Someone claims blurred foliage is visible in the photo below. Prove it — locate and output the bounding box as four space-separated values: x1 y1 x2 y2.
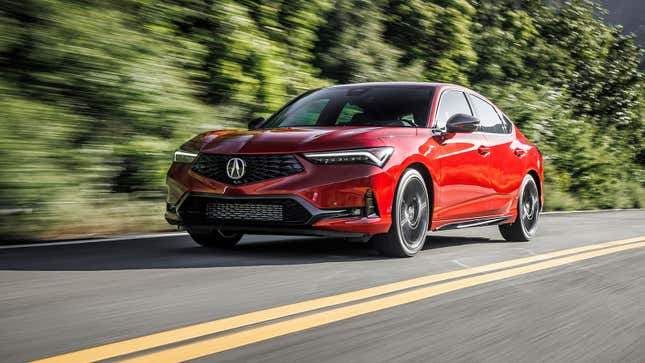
0 0 643 239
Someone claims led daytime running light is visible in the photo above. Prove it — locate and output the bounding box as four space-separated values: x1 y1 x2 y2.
303 147 393 168
173 150 198 163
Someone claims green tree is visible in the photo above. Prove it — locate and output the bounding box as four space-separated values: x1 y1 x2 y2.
314 0 422 83
384 0 477 84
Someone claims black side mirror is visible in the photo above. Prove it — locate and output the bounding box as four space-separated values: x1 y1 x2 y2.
248 117 266 130
445 114 480 133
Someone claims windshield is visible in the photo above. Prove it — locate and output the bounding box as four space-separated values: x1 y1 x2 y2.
263 86 435 128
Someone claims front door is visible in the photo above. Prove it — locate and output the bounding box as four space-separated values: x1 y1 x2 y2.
431 90 495 221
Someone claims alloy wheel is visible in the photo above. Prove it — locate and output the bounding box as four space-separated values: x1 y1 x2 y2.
520 179 540 237
396 174 430 252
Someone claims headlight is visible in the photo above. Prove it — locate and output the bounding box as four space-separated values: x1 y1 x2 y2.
173 149 198 163
303 147 394 168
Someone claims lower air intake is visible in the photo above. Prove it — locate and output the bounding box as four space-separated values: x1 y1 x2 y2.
206 203 283 222
179 195 312 225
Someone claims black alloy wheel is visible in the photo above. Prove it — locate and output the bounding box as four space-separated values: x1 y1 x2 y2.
372 168 430 257
499 174 540 241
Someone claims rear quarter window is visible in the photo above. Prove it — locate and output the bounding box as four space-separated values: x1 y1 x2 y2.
501 114 513 133
469 95 507 134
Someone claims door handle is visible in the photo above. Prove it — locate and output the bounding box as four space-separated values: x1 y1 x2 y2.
513 148 526 157
477 146 491 156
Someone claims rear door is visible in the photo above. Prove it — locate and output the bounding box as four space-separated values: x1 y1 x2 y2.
468 94 524 216
432 90 495 221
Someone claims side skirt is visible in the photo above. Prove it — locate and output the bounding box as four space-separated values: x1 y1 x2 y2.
434 216 512 231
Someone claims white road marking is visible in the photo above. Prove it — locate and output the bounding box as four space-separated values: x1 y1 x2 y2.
540 208 643 215
451 259 471 268
0 232 188 249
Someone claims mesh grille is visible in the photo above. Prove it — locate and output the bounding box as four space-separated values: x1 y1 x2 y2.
206 203 283 222
191 154 304 185
179 196 311 225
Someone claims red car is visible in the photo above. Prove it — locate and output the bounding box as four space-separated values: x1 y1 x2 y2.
166 82 543 257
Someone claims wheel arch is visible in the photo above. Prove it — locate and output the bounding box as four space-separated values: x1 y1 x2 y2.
406 162 435 220
527 169 542 209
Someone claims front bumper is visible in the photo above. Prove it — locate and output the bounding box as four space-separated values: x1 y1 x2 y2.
165 156 395 236
166 192 384 237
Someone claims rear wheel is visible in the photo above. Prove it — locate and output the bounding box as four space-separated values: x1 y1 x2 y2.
499 174 540 241
371 169 430 257
187 227 243 248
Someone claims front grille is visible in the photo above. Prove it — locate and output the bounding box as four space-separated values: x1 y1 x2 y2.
191 154 304 185
179 195 312 225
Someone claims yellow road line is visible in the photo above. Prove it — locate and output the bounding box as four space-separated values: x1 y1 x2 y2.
121 239 645 363
31 236 644 363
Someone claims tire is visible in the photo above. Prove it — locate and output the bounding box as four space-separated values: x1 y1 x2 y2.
187 227 243 248
499 174 540 242
371 168 430 257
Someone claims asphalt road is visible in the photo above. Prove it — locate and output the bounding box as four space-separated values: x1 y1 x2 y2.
1 210 645 363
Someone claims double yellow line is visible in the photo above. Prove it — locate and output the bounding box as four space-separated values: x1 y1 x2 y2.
33 236 645 363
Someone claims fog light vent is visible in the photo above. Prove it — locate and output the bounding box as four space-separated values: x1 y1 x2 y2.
365 190 378 217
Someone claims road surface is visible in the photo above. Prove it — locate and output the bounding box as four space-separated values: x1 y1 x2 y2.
1 210 645 362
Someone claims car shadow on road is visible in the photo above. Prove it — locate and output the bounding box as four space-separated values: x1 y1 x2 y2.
0 234 505 271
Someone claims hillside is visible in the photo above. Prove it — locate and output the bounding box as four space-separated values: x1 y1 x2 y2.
1 0 643 240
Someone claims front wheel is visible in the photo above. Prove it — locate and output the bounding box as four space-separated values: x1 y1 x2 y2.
187 227 243 248
371 169 430 257
499 174 540 241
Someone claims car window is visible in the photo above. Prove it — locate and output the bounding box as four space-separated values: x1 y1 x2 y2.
469 95 505 134
273 98 330 127
400 114 415 122
501 114 513 133
263 86 434 128
336 103 365 125
435 91 472 129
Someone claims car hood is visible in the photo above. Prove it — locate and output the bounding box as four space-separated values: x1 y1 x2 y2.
198 127 413 154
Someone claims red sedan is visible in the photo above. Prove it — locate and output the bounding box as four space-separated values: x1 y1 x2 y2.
166 82 543 257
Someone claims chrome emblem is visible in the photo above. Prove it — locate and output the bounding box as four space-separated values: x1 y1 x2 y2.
226 157 246 180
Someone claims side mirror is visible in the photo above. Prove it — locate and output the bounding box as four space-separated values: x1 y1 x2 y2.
445 114 480 133
248 117 266 130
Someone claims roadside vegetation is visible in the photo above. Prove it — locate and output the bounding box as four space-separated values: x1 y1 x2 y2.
1 0 643 240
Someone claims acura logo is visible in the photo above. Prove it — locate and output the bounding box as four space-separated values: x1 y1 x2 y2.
226 157 246 180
